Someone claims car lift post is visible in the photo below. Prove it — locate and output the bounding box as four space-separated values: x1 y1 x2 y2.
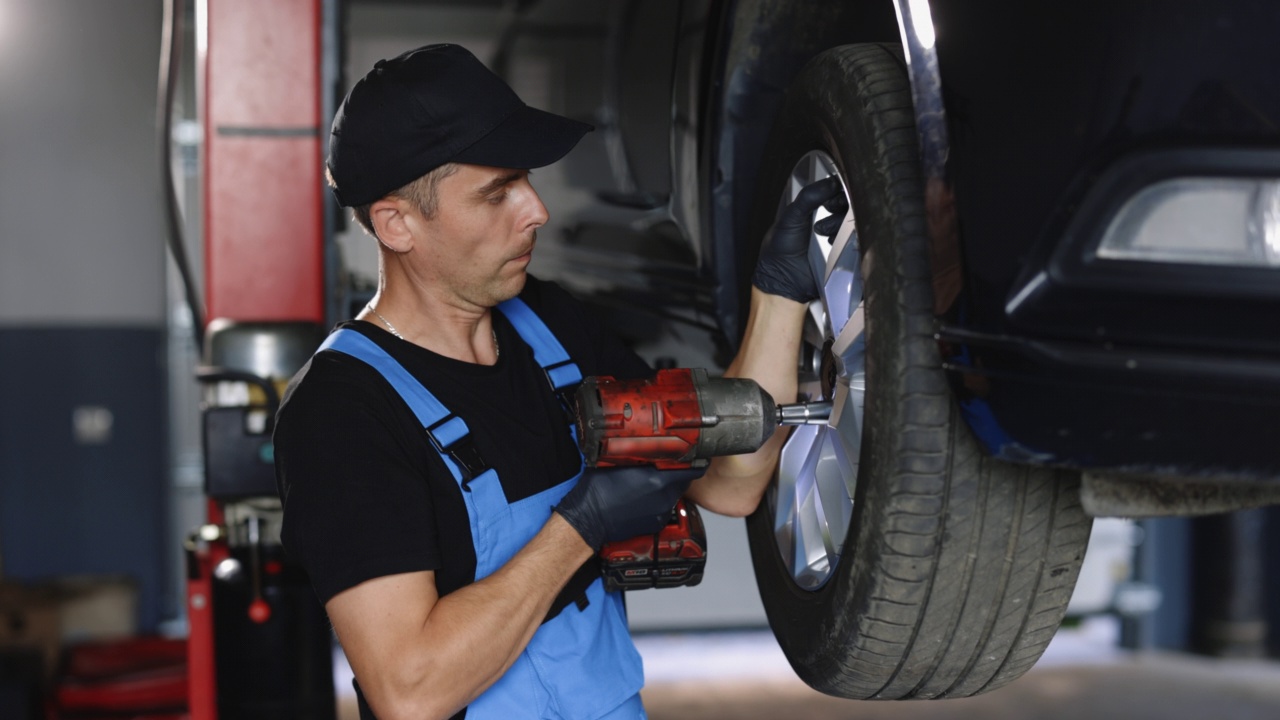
189 0 331 717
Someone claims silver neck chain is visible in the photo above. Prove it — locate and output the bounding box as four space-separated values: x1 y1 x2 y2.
365 304 403 340
365 304 499 359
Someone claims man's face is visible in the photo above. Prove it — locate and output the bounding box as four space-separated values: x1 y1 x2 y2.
415 164 549 308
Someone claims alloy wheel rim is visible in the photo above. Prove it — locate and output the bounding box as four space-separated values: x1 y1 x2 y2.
769 150 866 591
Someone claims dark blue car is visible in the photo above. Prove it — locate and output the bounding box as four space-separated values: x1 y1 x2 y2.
478 0 1280 699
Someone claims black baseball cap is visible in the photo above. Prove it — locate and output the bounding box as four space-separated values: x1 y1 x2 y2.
327 44 593 208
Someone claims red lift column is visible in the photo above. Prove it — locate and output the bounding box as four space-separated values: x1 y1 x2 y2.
193 1 330 719
203 0 325 325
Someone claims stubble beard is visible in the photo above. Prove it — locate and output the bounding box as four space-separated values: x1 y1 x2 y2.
491 229 536 304
469 260 530 309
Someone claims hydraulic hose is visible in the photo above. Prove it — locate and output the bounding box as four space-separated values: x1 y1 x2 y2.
158 0 206 354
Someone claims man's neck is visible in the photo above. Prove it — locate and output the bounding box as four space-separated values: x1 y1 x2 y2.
362 283 501 366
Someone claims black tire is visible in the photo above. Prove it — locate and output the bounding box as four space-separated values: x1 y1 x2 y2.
744 44 1093 700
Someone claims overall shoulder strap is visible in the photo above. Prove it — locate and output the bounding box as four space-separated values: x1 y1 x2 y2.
318 329 485 486
496 297 582 391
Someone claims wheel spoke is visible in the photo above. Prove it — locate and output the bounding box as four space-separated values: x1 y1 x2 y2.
826 388 862 501
824 206 857 279
822 224 861 338
829 322 870 484
832 305 865 358
822 266 855 339
807 236 829 302
794 476 828 588
815 429 853 554
786 423 837 589
807 152 827 184
775 423 821 567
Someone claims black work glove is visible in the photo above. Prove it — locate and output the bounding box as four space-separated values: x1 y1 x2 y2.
751 176 849 304
554 466 704 551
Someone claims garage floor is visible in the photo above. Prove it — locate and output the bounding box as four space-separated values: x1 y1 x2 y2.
334 619 1280 719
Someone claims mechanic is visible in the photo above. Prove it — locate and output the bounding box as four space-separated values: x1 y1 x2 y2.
273 43 845 720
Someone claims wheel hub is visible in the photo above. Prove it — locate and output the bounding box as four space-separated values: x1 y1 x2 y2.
819 338 837 399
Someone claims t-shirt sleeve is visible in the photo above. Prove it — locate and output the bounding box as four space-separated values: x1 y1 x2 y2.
274 355 442 605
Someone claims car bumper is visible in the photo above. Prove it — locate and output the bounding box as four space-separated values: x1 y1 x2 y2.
940 326 1280 479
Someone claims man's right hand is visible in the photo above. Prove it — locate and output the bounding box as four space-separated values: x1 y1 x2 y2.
553 466 704 550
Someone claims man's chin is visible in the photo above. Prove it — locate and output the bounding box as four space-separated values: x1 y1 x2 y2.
508 272 529 298
488 271 528 307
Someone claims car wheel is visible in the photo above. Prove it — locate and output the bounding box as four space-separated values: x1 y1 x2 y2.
744 43 1094 699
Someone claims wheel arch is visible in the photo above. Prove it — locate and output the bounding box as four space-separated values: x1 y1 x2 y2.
705 0 960 351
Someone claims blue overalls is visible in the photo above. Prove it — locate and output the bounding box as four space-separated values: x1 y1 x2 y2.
318 297 646 719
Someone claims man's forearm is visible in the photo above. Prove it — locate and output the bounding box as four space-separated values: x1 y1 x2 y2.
688 288 806 516
421 514 592 713
358 515 594 720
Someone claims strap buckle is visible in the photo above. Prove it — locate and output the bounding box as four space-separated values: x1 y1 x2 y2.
541 359 582 393
425 415 488 487
541 360 582 424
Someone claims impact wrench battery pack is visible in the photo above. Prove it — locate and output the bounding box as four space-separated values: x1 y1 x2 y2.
599 498 707 592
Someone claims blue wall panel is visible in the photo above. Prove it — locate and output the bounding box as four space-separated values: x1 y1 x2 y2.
1267 508 1280 658
0 327 168 632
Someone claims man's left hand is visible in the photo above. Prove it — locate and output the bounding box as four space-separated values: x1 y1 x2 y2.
554 466 703 550
752 176 849 304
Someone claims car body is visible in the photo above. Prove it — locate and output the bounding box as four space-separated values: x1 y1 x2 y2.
498 0 1280 482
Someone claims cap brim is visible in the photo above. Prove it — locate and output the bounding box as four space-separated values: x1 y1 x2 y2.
451 105 593 170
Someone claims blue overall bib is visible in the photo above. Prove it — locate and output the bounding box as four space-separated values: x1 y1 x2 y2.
318 297 646 719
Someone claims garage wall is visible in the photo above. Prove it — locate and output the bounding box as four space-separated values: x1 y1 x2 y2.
0 0 169 632
0 0 168 326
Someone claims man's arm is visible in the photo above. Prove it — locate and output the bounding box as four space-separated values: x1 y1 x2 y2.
325 463 696 720
686 288 806 517
686 177 847 517
326 513 593 720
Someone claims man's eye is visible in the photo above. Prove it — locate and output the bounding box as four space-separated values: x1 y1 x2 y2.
487 193 507 205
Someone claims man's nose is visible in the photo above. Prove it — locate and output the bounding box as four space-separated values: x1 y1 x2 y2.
521 183 549 229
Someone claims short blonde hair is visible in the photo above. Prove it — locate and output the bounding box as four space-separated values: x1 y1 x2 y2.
331 162 460 237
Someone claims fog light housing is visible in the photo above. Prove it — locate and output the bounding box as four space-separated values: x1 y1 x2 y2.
1097 178 1280 267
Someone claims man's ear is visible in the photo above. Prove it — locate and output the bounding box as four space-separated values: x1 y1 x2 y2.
369 197 415 253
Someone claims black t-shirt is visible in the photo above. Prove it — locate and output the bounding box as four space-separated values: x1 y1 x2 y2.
274 277 651 607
